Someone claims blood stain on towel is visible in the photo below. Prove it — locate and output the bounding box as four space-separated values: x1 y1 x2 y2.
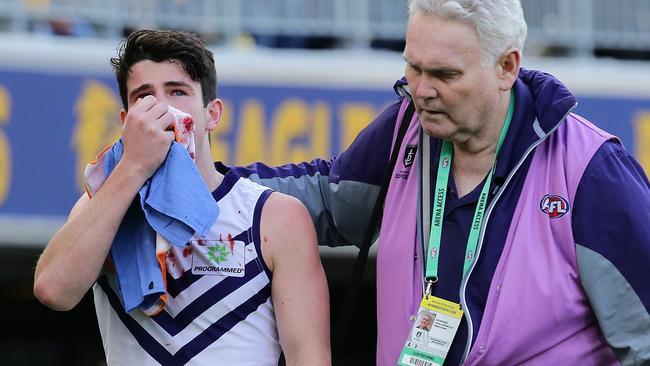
182 117 193 132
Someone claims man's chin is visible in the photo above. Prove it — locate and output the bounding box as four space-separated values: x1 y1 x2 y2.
421 124 454 140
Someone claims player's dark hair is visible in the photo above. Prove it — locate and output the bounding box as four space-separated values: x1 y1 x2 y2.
111 29 217 109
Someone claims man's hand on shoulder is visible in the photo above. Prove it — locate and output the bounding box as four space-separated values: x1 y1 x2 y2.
260 192 331 366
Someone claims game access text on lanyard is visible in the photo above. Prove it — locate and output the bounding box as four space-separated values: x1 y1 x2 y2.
398 90 515 366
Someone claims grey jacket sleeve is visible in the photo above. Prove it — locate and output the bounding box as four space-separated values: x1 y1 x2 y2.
573 141 650 365
224 100 403 247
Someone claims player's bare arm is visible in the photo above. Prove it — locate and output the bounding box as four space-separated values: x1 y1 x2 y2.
260 193 331 366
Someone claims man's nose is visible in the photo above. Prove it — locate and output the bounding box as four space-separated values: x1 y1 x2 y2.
415 76 439 100
155 92 169 105
154 94 174 111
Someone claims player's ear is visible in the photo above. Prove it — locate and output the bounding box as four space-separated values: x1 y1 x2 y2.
206 98 223 131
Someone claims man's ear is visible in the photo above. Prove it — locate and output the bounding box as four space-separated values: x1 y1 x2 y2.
498 48 521 91
205 98 223 131
120 109 127 125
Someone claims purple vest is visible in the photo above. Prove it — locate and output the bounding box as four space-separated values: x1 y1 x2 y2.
376 100 619 365
377 99 424 365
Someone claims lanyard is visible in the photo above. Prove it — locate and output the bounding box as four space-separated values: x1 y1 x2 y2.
424 91 515 296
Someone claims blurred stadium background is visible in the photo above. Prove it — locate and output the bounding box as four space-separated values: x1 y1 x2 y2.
0 0 649 365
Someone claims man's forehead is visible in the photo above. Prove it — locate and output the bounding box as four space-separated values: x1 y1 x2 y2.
127 62 197 90
403 47 463 71
127 60 191 81
404 35 481 70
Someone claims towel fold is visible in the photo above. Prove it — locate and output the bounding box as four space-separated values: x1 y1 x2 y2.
84 106 219 315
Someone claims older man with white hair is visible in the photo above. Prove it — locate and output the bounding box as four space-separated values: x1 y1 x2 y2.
230 0 650 365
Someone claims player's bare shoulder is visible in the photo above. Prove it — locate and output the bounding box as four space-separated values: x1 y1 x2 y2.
258 192 317 273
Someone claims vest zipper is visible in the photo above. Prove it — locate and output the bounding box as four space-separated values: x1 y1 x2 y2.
458 104 576 363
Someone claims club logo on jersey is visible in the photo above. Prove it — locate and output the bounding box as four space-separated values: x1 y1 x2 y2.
404 145 417 167
540 194 569 218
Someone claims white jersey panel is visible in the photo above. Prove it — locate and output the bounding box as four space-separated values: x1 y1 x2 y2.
93 176 280 365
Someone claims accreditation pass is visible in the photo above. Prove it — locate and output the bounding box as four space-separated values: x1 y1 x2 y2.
398 295 464 366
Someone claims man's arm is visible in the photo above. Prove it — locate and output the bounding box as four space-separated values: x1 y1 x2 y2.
33 96 174 310
260 193 331 365
573 141 650 365
226 99 404 247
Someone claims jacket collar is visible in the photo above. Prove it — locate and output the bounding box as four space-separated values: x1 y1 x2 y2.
494 68 577 181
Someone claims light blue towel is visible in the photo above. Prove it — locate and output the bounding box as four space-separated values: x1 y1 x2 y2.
102 140 219 313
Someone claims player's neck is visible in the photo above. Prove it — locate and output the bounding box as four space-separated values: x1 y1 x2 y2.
195 150 223 192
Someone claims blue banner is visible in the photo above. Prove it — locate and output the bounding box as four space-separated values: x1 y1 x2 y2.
0 68 649 219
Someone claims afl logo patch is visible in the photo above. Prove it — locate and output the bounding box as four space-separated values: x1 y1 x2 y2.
540 194 569 218
403 145 417 167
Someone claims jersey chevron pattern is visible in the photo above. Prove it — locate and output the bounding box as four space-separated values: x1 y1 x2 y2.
93 176 281 365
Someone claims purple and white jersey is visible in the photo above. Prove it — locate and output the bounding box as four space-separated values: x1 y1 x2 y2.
93 176 279 365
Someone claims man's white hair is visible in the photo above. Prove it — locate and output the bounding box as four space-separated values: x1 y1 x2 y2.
408 0 527 65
